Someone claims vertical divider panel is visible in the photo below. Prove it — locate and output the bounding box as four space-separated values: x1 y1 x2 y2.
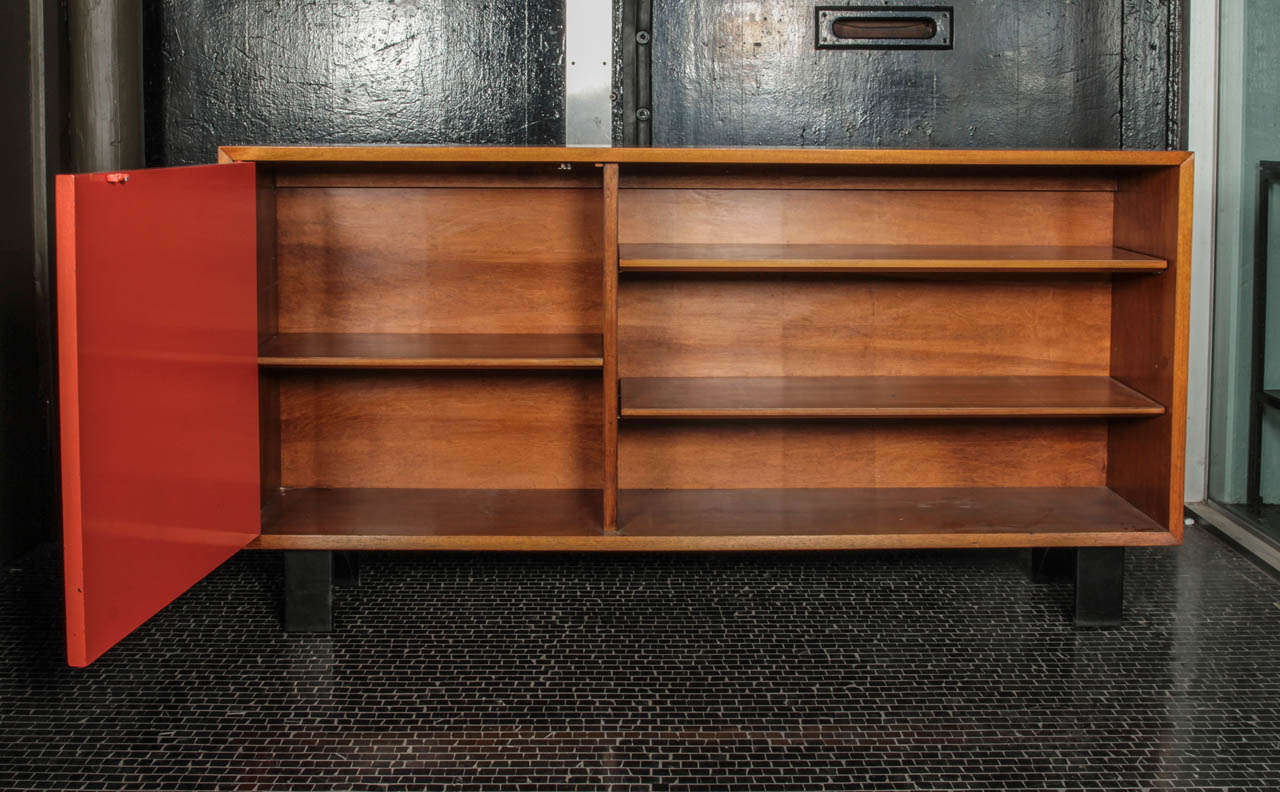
603 163 620 531
1109 159 1194 538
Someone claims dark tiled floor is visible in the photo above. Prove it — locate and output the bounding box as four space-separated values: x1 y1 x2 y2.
1 526 1279 791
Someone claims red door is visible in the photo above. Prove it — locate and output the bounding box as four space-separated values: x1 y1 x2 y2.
57 163 260 666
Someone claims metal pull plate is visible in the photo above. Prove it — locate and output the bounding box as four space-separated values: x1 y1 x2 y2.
816 6 953 50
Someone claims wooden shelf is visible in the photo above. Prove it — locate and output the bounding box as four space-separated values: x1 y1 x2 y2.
617 487 1172 548
618 244 1166 274
255 488 603 549
251 486 1172 550
620 376 1165 419
258 333 603 369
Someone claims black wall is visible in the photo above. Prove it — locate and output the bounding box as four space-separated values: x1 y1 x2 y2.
143 0 566 166
2 0 62 563
144 1 1186 164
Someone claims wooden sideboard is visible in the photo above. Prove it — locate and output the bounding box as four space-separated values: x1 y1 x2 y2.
56 147 1192 665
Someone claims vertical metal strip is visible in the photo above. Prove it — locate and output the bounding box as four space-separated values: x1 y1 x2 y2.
566 0 614 146
620 0 652 146
636 0 652 145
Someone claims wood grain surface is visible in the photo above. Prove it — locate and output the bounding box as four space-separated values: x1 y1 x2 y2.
619 375 1164 418
619 420 1108 489
619 277 1112 377
220 145 1191 168
275 187 601 334
615 164 1121 192
259 487 602 539
272 165 602 189
277 371 601 490
617 487 1165 537
618 243 1164 273
1107 159 1194 537
258 332 602 369
232 149 1192 551
618 189 1115 247
602 164 620 530
246 485 1173 551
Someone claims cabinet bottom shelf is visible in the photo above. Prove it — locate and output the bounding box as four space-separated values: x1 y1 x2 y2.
617 487 1169 547
252 486 1172 550
256 488 603 549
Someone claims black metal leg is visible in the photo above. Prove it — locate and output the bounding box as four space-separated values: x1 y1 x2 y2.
284 551 332 632
1074 547 1124 627
334 551 359 587
1028 547 1076 582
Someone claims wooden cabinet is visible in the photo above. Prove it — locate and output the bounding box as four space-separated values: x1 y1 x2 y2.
56 146 1192 665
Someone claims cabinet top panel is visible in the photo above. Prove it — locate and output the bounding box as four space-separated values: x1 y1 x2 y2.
217 145 1190 168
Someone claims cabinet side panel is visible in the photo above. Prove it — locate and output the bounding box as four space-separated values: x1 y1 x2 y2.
1109 162 1193 539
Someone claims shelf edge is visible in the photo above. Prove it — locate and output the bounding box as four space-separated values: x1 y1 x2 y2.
620 406 1166 418
258 357 605 370
618 259 1168 274
248 530 1177 551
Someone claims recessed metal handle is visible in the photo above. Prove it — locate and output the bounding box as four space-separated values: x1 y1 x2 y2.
831 17 936 40
816 6 953 50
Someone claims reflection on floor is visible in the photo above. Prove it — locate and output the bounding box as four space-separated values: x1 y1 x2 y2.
1 526 1278 791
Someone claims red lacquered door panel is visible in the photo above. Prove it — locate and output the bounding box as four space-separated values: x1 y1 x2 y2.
57 163 260 666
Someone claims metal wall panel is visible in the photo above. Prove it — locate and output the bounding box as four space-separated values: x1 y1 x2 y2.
143 0 566 166
143 1 1184 156
645 0 1183 149
566 0 613 145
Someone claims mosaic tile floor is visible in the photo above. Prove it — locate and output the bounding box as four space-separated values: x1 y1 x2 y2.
1 524 1278 791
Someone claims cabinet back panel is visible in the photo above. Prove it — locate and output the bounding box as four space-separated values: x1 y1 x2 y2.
277 372 602 489
273 165 602 189
619 421 1107 489
619 277 1111 377
617 165 1120 192
618 189 1114 246
275 187 602 333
